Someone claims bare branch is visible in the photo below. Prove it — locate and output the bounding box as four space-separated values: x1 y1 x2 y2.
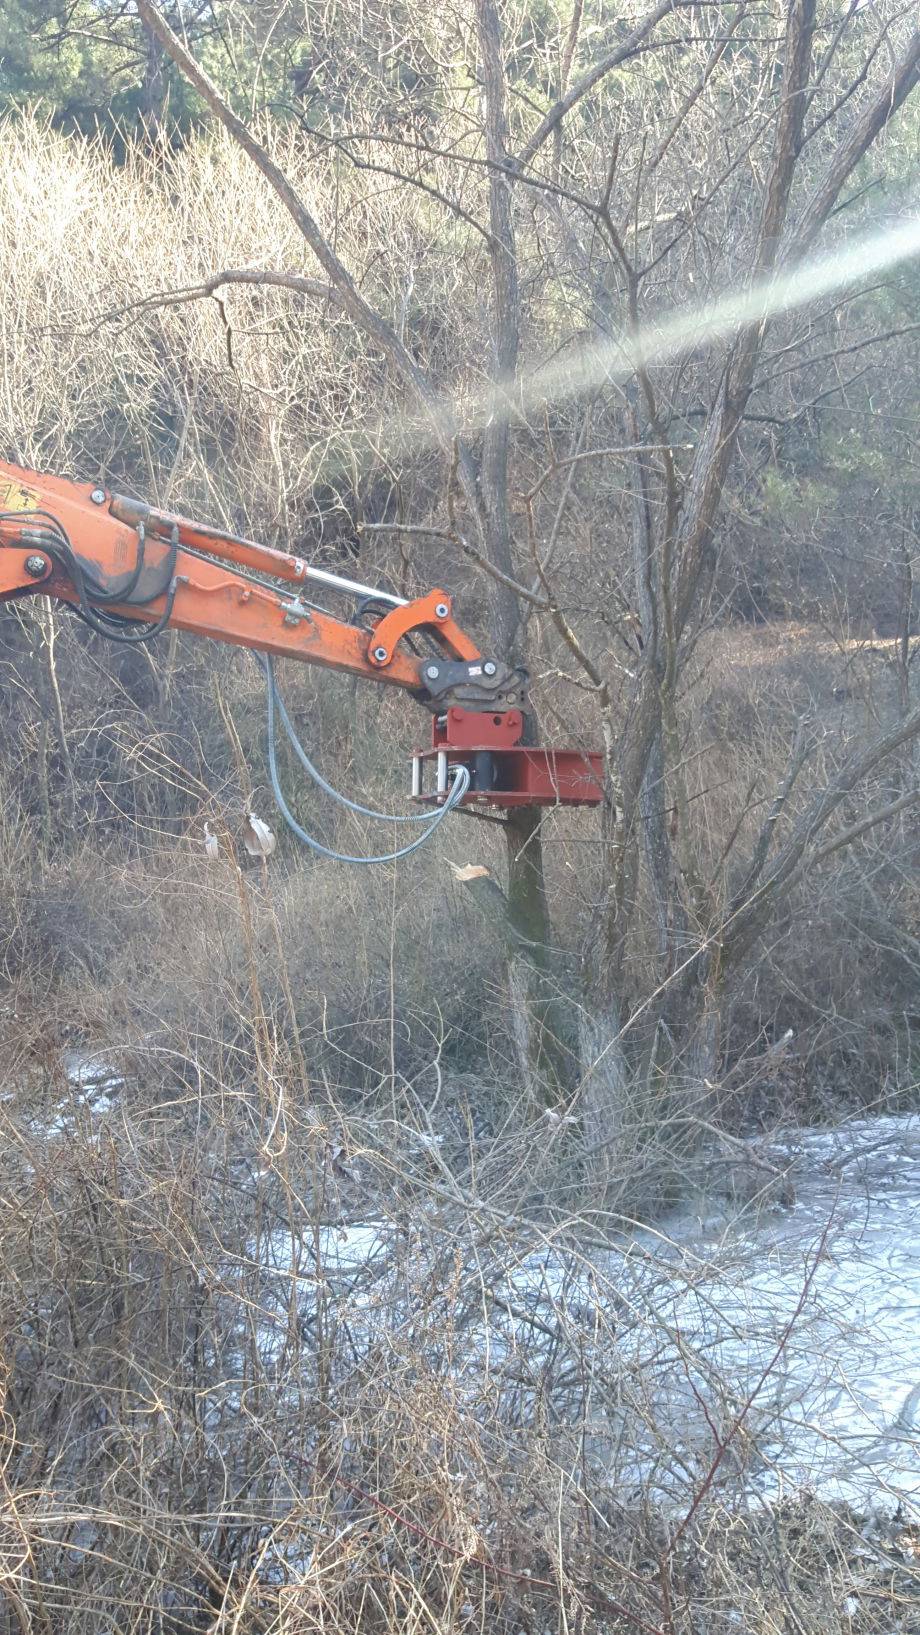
91 267 337 328
731 720 812 907
361 521 550 610
725 696 920 961
790 29 920 255
752 321 920 392
645 22 738 177
809 787 919 869
132 0 491 548
135 3 436 415
516 0 689 169
308 134 498 248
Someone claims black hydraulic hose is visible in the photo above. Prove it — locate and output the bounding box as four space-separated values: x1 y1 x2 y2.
1 509 179 643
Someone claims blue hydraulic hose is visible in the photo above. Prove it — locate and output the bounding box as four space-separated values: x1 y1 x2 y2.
260 654 469 864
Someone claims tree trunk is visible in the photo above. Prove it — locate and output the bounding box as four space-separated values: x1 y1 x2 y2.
577 1006 632 1200
140 20 167 128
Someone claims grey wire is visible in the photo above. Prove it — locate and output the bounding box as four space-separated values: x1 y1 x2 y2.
261 654 469 864
260 653 436 822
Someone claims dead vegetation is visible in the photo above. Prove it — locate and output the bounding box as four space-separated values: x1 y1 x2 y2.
0 3 919 1624
1 925 918 1632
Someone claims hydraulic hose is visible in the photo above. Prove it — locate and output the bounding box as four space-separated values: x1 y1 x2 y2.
261 655 468 863
261 654 438 824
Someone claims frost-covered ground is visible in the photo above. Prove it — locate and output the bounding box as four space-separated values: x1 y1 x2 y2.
633 1115 920 1512
254 1113 920 1518
48 1063 920 1519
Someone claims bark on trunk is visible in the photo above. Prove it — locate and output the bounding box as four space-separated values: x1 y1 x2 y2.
577 1007 632 1198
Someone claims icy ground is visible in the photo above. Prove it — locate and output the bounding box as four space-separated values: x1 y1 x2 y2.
51 1061 920 1517
252 1112 920 1517
630 1114 920 1512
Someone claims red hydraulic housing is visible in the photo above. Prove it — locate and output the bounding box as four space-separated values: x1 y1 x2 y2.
412 707 603 810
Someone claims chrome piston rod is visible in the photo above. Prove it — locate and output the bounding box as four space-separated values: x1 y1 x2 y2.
302 563 407 608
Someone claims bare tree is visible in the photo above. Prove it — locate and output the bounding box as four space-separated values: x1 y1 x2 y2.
130 0 919 1174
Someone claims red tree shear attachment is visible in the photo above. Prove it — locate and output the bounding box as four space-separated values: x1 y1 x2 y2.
412 707 603 810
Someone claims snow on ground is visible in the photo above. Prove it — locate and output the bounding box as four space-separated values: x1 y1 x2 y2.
624 1114 920 1511
62 1048 124 1094
53 1051 124 1126
27 1060 920 1517
252 1112 920 1516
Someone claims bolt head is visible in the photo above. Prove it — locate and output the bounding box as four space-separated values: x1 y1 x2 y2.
372 645 388 662
90 488 106 505
425 664 440 680
434 602 449 619
483 660 497 676
24 554 48 578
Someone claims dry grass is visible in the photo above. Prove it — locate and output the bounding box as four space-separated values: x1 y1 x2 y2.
0 111 474 546
0 893 918 1632
0 105 918 1632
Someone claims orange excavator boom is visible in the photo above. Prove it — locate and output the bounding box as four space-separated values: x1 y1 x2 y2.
0 460 602 819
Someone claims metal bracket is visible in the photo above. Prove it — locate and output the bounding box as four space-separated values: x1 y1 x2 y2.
281 595 314 627
367 588 480 668
421 658 527 713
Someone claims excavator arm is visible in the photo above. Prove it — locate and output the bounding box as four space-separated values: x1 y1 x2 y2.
0 460 601 815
